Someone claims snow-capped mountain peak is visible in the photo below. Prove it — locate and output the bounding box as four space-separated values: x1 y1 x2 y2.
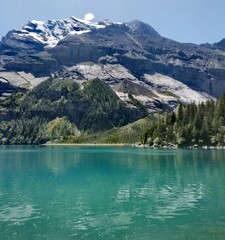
12 14 109 48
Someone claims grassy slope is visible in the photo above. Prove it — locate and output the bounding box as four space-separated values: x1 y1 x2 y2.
74 118 151 144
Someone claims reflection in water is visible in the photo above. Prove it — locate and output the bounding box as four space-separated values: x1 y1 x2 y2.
0 204 41 225
0 146 225 239
44 148 81 174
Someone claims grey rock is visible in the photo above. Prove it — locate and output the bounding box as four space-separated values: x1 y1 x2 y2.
1 16 225 110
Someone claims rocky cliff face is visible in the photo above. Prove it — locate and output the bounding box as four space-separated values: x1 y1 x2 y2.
1 16 225 111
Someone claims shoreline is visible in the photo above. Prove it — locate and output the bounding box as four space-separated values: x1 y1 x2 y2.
43 143 132 147
1 143 225 149
43 143 225 150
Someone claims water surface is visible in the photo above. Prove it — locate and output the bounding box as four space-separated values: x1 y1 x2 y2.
0 146 225 239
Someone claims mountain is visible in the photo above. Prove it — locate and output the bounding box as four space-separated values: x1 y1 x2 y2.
1 15 225 115
201 38 225 51
213 39 225 51
0 16 111 52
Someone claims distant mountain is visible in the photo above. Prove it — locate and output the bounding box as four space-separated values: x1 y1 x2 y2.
212 39 225 51
201 38 225 51
0 16 112 51
1 15 225 115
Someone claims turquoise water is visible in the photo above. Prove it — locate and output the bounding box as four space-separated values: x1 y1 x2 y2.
0 146 225 239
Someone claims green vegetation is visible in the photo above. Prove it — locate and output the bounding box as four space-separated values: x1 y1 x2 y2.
141 95 225 147
2 76 225 146
0 78 144 144
74 118 151 144
0 116 79 144
0 117 46 144
44 117 79 143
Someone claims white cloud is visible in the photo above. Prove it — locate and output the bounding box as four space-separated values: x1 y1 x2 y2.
83 13 95 22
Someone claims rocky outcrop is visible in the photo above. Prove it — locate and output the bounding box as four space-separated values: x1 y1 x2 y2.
4 56 58 76
49 21 225 97
0 71 47 99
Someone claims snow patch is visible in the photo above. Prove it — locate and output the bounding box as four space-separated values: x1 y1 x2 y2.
14 15 113 48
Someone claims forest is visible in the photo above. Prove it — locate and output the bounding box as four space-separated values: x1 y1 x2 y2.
0 78 143 144
141 94 225 147
1 77 225 146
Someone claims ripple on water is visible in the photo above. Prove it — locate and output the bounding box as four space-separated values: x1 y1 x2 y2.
64 204 135 239
0 204 42 225
147 183 206 220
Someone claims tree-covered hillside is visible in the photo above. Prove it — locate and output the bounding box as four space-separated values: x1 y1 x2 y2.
1 76 225 146
0 78 145 144
141 95 225 147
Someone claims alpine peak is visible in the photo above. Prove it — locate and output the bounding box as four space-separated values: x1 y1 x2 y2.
8 15 112 48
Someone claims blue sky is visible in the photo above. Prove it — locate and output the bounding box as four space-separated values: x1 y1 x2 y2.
1 0 225 44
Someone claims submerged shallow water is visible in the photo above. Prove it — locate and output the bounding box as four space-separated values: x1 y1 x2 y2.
0 146 225 239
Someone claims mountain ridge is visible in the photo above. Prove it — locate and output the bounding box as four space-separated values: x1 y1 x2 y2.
0 15 225 114
0 16 111 50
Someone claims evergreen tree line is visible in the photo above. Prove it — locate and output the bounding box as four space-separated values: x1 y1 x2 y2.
141 94 225 147
0 116 78 145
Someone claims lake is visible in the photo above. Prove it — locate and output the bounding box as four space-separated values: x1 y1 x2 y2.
0 146 225 239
